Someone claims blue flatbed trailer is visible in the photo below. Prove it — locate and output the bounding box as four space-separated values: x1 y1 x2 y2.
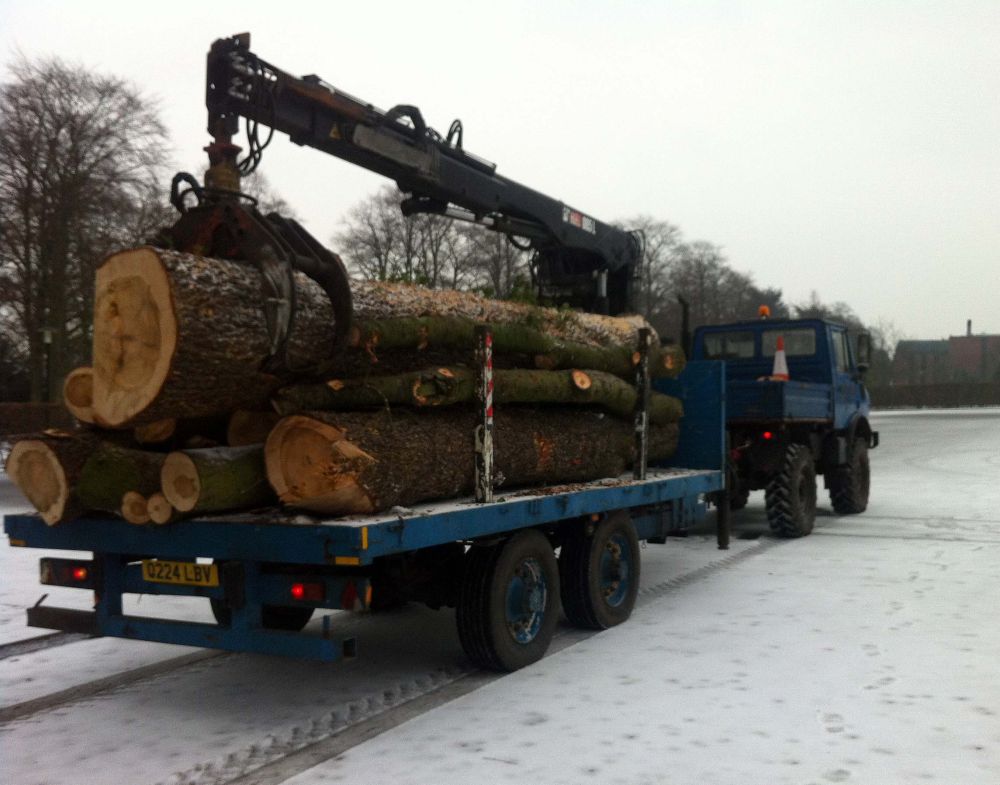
3 362 726 670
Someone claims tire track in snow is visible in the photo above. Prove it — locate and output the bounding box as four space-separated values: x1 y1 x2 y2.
0 650 228 724
162 538 784 785
0 631 88 661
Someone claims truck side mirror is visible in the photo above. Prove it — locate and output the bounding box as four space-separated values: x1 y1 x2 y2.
856 332 872 373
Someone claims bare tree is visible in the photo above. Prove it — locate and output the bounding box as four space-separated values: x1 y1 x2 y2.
0 55 169 401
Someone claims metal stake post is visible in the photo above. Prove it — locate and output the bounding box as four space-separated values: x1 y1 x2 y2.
474 325 495 503
633 328 651 480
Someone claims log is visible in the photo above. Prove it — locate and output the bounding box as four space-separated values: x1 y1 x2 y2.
273 368 684 424
5 433 165 525
90 246 340 427
161 445 274 514
265 409 679 516
226 410 282 447
147 492 179 525
121 491 151 525
348 317 685 379
62 367 96 425
89 246 667 426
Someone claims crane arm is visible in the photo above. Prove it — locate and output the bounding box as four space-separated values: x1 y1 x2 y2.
205 33 639 314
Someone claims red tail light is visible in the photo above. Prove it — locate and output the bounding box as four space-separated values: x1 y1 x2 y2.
762 431 773 440
290 582 324 602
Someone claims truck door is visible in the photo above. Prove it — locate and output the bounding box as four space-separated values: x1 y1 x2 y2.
830 327 856 430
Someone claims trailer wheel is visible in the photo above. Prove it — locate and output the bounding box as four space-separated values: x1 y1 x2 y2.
210 599 315 632
828 438 870 514
456 530 559 672
559 512 640 629
765 443 816 537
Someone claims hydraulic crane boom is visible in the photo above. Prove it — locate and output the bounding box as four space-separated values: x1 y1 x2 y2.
204 33 640 314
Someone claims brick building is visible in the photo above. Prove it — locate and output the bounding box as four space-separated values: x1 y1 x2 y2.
892 321 1000 385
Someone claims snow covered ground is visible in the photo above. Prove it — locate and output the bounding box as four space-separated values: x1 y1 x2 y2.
2 409 998 784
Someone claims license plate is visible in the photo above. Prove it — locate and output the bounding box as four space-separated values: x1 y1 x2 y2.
141 560 219 587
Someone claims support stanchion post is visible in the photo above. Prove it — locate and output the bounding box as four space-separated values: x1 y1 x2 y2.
474 325 495 503
633 328 651 480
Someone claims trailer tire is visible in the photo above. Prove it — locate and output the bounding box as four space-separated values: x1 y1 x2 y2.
765 443 817 537
560 512 640 629
456 530 559 672
829 438 870 514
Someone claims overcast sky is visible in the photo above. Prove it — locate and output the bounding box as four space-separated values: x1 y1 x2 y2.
2 1 997 340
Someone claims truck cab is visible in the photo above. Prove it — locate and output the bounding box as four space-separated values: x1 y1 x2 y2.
691 318 879 537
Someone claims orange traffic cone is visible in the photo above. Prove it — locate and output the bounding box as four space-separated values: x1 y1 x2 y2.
771 336 790 381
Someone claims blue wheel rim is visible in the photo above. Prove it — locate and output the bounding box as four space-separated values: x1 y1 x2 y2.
599 532 631 608
505 557 547 644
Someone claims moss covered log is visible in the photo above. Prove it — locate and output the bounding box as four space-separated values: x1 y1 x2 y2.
160 445 274 514
273 367 683 424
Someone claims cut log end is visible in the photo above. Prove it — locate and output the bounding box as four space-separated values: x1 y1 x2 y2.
147 492 176 525
63 367 95 424
5 441 69 526
570 369 592 391
264 415 376 515
92 247 177 427
161 452 200 512
121 491 150 525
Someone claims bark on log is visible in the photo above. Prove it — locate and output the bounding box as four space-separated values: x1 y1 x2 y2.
161 445 274 514
348 318 685 379
265 409 679 516
89 246 667 426
273 368 683 424
63 367 96 425
226 410 282 447
5 433 165 524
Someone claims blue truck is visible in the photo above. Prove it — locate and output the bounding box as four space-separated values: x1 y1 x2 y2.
691 317 879 537
4 363 726 672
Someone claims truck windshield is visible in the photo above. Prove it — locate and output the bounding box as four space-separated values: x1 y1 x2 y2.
762 328 816 357
702 331 755 359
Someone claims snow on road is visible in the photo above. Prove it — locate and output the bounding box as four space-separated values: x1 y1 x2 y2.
1 409 998 785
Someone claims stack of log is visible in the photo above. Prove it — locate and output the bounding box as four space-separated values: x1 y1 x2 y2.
5 246 686 526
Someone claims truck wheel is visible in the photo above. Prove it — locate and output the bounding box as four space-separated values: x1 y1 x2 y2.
829 438 870 514
456 530 559 672
765 443 817 537
560 512 640 629
210 599 314 632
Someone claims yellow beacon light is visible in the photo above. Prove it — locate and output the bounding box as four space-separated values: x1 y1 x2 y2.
758 305 771 319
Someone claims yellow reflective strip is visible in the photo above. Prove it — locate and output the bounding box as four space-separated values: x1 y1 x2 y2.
8 538 27 547
361 527 368 550
335 556 361 566
365 584 373 608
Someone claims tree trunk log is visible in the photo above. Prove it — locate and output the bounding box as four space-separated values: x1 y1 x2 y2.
347 317 684 379
62 367 95 425
5 433 165 525
273 368 683 424
90 246 341 427
121 491 151 524
147 492 179 525
160 445 274 514
265 409 679 516
89 247 667 426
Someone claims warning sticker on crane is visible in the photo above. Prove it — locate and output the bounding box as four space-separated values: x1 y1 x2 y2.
563 206 597 234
